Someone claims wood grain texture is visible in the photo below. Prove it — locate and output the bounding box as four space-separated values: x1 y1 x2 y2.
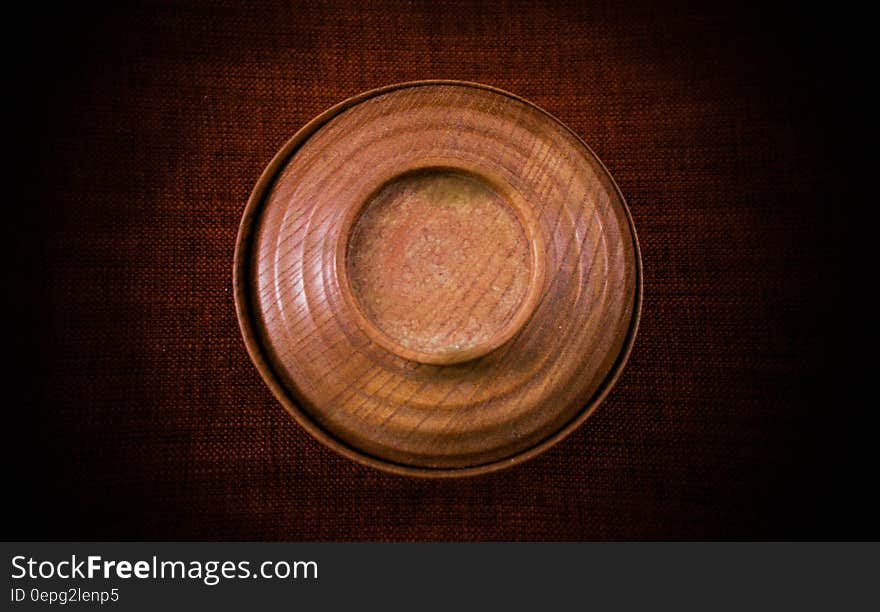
347 168 538 364
234 81 642 476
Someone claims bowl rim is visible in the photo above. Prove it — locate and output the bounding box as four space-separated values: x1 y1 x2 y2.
233 80 644 478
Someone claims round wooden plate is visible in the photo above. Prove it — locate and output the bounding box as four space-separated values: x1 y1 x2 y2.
234 81 642 477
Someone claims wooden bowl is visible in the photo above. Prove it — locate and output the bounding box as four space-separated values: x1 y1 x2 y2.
234 81 642 477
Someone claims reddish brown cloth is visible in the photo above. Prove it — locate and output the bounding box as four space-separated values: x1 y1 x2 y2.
8 1 869 539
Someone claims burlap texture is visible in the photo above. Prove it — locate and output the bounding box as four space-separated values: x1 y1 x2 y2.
8 1 867 540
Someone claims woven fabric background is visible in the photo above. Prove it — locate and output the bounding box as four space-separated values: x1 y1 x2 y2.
8 1 869 540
